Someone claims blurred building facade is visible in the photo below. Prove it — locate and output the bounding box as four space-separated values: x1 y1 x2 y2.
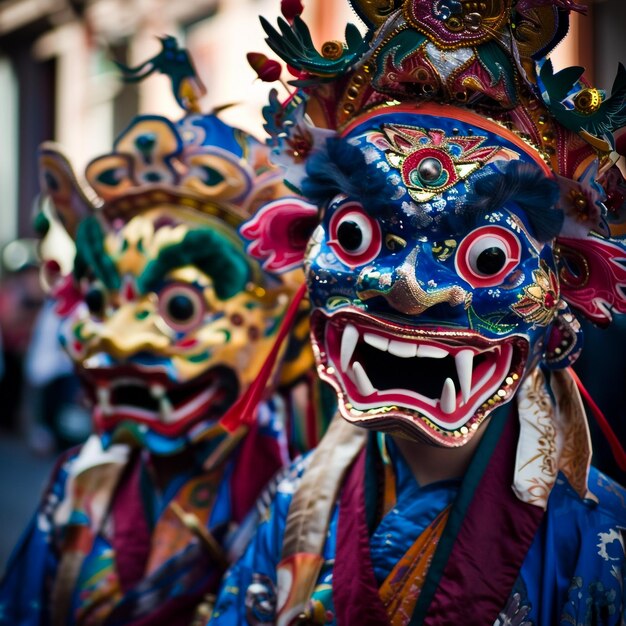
0 0 358 248
1 0 625 246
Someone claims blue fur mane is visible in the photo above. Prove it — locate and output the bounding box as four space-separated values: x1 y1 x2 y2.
301 138 394 214
466 161 563 242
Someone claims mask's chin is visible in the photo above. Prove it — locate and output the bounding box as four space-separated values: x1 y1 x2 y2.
311 308 529 447
83 364 239 455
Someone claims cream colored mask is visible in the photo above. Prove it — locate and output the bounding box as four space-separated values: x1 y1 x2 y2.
39 113 295 454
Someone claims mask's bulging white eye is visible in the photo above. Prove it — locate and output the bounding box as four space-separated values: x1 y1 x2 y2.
337 213 372 254
328 202 381 266
455 226 522 288
159 283 206 332
469 236 508 276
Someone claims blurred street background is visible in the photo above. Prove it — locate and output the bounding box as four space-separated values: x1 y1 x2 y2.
0 0 625 573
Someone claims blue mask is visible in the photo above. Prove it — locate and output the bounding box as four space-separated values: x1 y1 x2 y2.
303 104 567 446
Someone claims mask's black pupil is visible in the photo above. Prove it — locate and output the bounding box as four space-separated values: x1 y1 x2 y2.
476 247 506 275
167 294 195 321
337 220 363 251
85 288 105 315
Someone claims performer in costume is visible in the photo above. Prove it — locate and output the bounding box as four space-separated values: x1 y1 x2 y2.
207 1 626 624
0 38 328 626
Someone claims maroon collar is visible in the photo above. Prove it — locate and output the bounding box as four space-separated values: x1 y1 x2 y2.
332 404 546 625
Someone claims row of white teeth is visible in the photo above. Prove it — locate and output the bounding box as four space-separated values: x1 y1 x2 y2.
339 324 494 415
96 382 216 424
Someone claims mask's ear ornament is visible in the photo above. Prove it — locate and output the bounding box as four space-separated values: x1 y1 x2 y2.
240 198 319 273
39 147 97 238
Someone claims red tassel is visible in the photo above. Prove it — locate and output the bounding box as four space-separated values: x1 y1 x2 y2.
218 283 308 434
568 367 626 471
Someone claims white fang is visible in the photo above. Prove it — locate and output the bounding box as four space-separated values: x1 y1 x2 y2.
440 378 456 415
455 350 474 404
352 361 376 396
341 324 359 372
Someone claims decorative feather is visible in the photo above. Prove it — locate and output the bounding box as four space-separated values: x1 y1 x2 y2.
540 60 626 141
467 161 563 242
301 137 394 214
260 15 370 76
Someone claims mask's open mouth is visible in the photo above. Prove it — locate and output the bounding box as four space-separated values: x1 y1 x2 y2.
84 365 239 437
311 309 528 445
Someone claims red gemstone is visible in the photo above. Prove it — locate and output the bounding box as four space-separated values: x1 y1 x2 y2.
544 291 556 309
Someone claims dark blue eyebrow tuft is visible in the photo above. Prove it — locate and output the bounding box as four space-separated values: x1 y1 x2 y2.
300 137 394 215
465 160 563 242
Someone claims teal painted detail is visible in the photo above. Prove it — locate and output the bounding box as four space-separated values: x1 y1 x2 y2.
467 306 517 336
138 228 250 300
33 212 50 237
135 133 157 160
96 169 119 186
264 316 280 337
375 29 428 72
74 216 121 291
200 165 225 186
135 310 150 320
476 40 517 104
188 351 211 363
261 16 371 77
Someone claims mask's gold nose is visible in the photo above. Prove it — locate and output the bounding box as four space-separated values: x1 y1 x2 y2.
85 300 170 359
357 247 469 315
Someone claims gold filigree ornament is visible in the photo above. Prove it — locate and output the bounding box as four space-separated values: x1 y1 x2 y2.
321 41 344 60
573 87 603 115
349 0 402 27
510 260 560 327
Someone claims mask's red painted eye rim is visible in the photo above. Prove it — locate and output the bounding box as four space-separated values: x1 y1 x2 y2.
455 225 522 288
158 283 207 333
328 201 382 267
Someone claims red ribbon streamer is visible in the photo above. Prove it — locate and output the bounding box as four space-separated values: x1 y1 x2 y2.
568 367 626 471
